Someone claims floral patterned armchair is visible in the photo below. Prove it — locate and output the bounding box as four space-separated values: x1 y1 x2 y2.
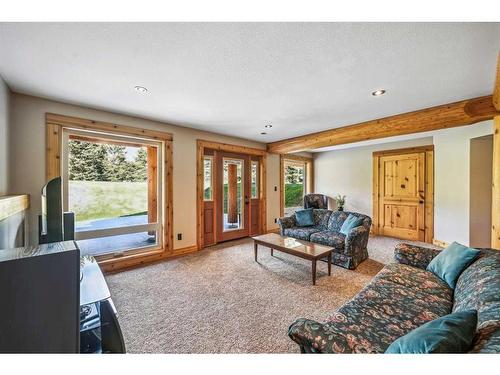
303 194 328 209
288 243 500 353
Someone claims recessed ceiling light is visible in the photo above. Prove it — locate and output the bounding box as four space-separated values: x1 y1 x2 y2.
134 85 148 93
260 132 267 135
265 124 273 128
372 89 386 96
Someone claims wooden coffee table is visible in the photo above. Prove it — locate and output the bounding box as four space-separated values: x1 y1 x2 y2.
252 233 333 285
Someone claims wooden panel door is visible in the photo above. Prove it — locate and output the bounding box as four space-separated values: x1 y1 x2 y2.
377 152 426 241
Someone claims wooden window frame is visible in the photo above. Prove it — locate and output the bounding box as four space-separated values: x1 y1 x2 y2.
279 154 314 217
372 145 434 242
196 140 267 250
45 113 173 272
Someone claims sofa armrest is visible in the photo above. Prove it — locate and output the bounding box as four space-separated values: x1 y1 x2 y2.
394 243 442 269
288 318 333 353
344 226 369 255
288 318 356 353
277 216 296 235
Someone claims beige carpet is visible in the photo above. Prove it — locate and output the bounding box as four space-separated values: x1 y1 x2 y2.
105 235 437 353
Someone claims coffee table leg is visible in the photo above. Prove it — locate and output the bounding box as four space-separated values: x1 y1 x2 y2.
271 248 273 256
312 259 317 285
254 242 258 262
328 252 332 276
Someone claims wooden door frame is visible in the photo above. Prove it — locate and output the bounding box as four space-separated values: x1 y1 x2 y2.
196 140 267 250
279 154 314 217
492 116 500 249
372 145 434 243
45 113 173 272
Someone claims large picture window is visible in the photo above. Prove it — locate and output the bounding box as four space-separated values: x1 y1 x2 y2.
61 129 164 258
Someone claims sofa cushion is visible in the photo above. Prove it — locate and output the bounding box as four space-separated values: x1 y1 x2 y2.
339 214 364 235
327 210 349 232
452 249 500 353
310 230 345 250
427 242 480 289
385 310 478 354
311 209 332 230
282 227 321 241
295 208 314 227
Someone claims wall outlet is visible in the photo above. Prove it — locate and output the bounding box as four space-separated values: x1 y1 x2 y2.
274 186 277 191
274 218 277 223
177 233 182 241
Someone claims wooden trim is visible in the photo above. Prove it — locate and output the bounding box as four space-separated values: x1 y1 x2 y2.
372 145 434 157
266 228 280 234
432 239 449 248
69 134 145 148
260 155 267 234
197 139 266 156
196 143 204 250
172 245 199 256
281 154 313 162
46 113 172 141
492 116 500 249
0 195 30 221
494 52 500 111
371 157 379 236
425 150 435 243
165 140 174 254
46 123 61 180
267 96 499 153
279 155 285 217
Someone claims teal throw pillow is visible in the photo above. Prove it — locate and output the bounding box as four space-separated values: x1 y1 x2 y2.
295 208 314 227
385 310 477 354
340 214 364 236
426 241 480 288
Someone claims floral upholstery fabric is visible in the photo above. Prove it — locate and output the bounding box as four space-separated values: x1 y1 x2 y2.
304 194 329 209
288 244 500 354
394 243 443 269
452 249 500 353
278 209 371 270
310 231 345 249
282 227 321 241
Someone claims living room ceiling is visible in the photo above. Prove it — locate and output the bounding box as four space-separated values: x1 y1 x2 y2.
0 23 499 143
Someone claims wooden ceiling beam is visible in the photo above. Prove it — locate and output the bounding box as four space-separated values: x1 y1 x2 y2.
267 95 499 154
493 52 500 111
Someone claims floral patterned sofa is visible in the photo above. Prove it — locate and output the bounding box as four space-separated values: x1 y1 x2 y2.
288 243 500 353
277 209 371 270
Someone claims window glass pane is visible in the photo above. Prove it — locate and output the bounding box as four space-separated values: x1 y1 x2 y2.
203 157 213 201
251 161 259 198
68 140 150 231
223 158 244 231
284 161 305 216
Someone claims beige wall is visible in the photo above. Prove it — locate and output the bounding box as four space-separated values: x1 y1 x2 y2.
9 93 281 248
0 76 10 195
469 135 493 248
314 120 494 247
434 121 493 246
314 137 434 215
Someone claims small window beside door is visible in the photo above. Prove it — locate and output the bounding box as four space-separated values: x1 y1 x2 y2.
203 156 213 201
251 160 259 199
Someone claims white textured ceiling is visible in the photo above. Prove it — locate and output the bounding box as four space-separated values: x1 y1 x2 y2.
0 22 499 143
